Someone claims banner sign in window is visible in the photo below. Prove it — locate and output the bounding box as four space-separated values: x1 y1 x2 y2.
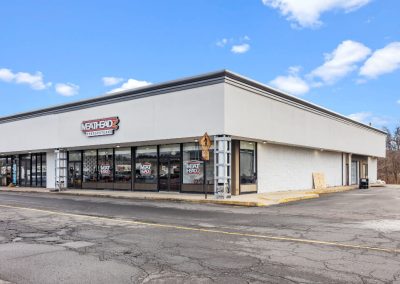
12 164 17 184
183 160 204 184
185 161 202 175
100 165 111 175
139 162 152 176
81 117 120 137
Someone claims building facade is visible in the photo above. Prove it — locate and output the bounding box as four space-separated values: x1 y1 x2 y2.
0 70 386 195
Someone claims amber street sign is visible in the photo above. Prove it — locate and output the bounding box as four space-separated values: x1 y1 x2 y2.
199 132 212 161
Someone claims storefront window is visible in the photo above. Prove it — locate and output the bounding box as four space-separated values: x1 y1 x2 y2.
68 151 82 188
240 141 257 184
69 151 82 162
182 143 204 184
12 156 19 186
115 148 131 183
41 154 46 187
83 150 97 183
159 144 181 191
351 161 358 185
0 158 6 186
37 154 43 187
135 146 157 184
205 147 214 185
32 154 37 187
98 149 113 183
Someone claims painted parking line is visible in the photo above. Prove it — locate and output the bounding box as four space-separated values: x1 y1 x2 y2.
1 204 399 254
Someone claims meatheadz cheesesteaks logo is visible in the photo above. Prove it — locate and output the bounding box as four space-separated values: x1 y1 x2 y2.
81 117 120 137
139 162 152 176
185 161 201 175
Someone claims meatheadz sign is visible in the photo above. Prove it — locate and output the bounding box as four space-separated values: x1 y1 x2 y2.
185 161 202 175
81 117 120 137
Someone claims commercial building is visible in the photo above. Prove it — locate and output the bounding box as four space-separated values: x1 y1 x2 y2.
0 70 386 196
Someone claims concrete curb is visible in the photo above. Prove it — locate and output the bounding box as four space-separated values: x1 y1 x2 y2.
308 186 358 195
278 194 320 204
56 192 265 207
0 189 264 207
0 184 366 207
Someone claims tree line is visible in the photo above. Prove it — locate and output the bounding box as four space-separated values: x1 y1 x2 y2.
378 127 400 183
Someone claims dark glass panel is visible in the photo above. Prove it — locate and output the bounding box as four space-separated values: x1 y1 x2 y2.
98 149 113 183
135 146 157 184
240 141 257 184
83 150 97 185
115 148 131 184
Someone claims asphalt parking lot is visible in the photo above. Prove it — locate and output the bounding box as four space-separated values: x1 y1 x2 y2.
0 185 399 283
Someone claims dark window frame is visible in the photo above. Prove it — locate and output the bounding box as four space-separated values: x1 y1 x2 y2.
239 141 257 185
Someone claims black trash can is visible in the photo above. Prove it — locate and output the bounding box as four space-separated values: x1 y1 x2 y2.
359 178 369 189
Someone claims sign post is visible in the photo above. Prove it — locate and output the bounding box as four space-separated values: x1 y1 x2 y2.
199 132 212 199
199 132 212 161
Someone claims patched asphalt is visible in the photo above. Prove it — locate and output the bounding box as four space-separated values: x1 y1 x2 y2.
0 186 399 283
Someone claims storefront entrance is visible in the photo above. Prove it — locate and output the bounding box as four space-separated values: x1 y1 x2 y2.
159 145 181 191
20 155 31 187
351 161 358 185
64 142 214 193
68 161 82 188
0 157 11 186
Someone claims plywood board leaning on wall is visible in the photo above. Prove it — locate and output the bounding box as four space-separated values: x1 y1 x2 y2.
313 172 326 189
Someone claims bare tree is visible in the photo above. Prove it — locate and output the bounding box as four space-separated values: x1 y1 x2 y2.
378 126 400 183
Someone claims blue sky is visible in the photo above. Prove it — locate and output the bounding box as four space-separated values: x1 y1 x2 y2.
0 0 399 129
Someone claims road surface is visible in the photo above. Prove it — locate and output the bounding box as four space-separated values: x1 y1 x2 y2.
0 186 400 283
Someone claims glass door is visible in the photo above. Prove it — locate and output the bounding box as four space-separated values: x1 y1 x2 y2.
12 156 19 186
98 148 114 189
68 161 82 188
20 155 31 187
159 145 181 192
6 157 12 186
351 161 358 185
0 157 6 186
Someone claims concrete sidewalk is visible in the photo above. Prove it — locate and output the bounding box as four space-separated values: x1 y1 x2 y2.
0 185 365 207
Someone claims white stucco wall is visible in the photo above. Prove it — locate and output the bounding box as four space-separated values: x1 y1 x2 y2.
0 83 225 153
0 74 385 191
257 143 343 192
224 82 386 158
368 157 378 183
46 151 55 189
0 79 386 159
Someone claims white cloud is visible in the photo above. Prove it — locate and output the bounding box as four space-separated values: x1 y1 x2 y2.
15 71 51 90
348 112 388 127
0 68 14 82
261 0 371 28
217 36 250 50
270 40 372 95
110 78 151 93
102 76 124 86
348 112 372 123
359 42 400 79
0 68 51 90
55 83 79 96
216 38 228 47
269 66 310 95
309 40 371 84
231 43 250 54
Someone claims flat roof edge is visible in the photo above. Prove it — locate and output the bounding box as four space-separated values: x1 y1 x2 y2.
0 69 387 135
223 70 387 135
0 70 227 123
